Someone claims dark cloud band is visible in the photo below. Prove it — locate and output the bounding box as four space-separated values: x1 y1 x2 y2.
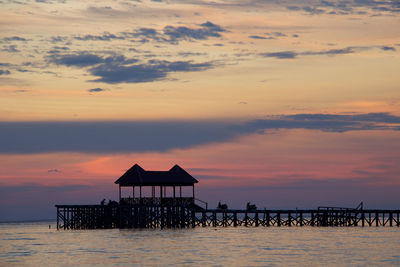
1 113 399 154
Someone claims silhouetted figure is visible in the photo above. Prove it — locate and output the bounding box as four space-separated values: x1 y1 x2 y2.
101 199 106 205
246 202 257 211
217 201 228 210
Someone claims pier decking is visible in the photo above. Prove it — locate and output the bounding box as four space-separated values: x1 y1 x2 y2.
56 205 400 230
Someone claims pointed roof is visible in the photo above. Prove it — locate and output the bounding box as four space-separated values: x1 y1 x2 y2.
115 164 198 186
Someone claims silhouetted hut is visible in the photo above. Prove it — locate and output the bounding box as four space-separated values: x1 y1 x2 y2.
115 164 198 206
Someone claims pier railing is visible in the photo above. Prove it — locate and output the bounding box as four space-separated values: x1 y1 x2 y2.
195 198 208 210
120 197 194 206
194 209 400 227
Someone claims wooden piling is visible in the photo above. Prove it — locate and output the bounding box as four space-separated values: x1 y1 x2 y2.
255 212 259 227
277 212 281 227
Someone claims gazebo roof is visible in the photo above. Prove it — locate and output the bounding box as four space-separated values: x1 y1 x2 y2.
115 164 198 186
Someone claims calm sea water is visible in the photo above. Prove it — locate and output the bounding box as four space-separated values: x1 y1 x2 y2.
1 221 399 266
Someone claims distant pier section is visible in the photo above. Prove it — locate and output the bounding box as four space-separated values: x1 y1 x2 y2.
56 164 400 229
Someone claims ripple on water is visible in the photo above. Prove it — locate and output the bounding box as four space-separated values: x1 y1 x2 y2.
75 248 107 253
1 222 400 266
4 237 37 241
5 251 34 257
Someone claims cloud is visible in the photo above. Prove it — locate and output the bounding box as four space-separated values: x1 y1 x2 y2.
2 45 19 53
1 36 28 42
50 36 68 43
178 52 208 57
287 5 326 14
200 21 226 32
73 32 125 41
125 27 162 43
52 21 226 46
248 35 269 40
162 21 226 43
88 87 105 92
89 60 213 84
303 47 356 56
49 53 105 67
270 32 287 37
52 46 69 51
240 113 400 133
302 6 325 14
48 52 215 84
260 46 394 59
2 0 28 5
381 46 396 51
261 51 298 59
0 113 399 154
86 6 132 17
47 169 61 173
285 0 400 15
48 46 70 54
323 0 400 13
49 53 138 67
0 70 11 75
90 64 164 83
35 0 67 4
248 32 289 41
0 120 235 154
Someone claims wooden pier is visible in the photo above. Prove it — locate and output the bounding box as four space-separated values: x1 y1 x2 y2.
55 164 400 230
56 205 400 230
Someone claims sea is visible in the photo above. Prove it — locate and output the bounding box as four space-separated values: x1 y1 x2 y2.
1 220 399 266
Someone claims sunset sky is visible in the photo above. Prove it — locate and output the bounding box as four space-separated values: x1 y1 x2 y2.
1 0 399 220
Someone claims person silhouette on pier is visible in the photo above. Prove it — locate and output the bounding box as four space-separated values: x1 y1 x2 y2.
246 202 256 211
217 201 228 210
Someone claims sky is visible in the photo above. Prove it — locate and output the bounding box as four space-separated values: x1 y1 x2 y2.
0 0 399 221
